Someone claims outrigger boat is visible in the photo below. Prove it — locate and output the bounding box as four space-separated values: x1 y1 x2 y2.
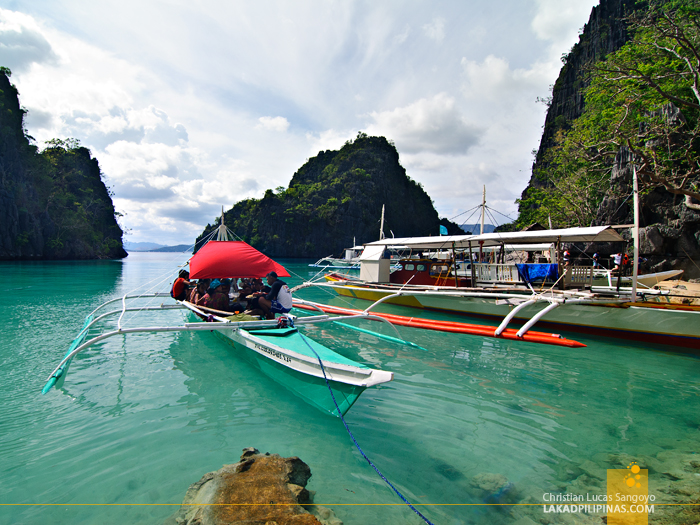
42 222 395 417
304 226 700 349
309 246 364 269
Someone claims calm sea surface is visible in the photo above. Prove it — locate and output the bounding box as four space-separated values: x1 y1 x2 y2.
1 253 698 525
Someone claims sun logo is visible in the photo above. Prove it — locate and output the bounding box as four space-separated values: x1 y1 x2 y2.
624 462 642 488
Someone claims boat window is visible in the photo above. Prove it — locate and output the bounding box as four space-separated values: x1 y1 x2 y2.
405 264 415 271
430 264 450 276
416 264 426 271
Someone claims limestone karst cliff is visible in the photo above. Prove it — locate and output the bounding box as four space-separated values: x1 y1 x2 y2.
517 0 700 278
0 69 126 260
526 0 638 189
197 134 462 258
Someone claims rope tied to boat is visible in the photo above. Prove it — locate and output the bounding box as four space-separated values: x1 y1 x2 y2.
290 317 436 525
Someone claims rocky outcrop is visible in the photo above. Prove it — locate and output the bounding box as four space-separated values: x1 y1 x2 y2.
517 0 700 278
524 0 638 194
196 134 463 258
0 69 126 260
593 148 700 278
167 448 342 525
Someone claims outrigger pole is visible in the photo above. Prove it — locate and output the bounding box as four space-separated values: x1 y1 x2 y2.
41 296 413 394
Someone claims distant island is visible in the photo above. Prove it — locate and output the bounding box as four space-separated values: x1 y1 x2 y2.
460 223 496 235
124 242 192 253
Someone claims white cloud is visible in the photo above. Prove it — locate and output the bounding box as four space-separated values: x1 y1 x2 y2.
0 9 58 73
532 0 600 56
366 94 482 155
461 55 547 103
256 116 290 132
2 1 600 241
422 17 445 43
393 25 411 45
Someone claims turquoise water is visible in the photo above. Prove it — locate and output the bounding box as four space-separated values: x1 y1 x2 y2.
1 253 699 524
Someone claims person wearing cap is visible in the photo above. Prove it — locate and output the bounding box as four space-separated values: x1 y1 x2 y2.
203 279 229 311
257 271 292 319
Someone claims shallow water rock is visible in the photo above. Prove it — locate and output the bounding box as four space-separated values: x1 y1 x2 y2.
167 448 341 525
579 460 604 480
470 472 509 494
469 472 518 503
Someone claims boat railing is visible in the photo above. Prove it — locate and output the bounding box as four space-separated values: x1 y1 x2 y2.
564 265 594 288
473 263 520 284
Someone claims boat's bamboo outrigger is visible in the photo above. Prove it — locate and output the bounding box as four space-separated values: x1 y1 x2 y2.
41 292 407 415
292 295 586 348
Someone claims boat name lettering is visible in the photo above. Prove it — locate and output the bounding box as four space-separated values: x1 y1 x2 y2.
254 343 292 363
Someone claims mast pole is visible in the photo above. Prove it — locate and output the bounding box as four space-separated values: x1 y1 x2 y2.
452 241 458 288
217 206 229 241
480 185 486 235
379 204 386 240
632 165 639 302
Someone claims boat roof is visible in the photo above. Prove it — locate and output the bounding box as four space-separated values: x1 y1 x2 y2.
363 226 624 250
424 243 554 252
189 240 290 279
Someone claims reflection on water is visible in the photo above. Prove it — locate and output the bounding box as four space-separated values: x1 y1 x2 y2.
0 255 699 524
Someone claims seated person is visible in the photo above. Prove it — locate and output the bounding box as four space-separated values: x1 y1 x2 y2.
203 279 229 311
171 270 192 301
245 278 272 312
257 271 293 320
237 281 251 300
219 278 245 313
189 279 210 305
252 278 271 294
220 278 232 300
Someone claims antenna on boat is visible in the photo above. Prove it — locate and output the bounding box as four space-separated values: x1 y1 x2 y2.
216 206 229 241
379 204 386 240
480 186 486 235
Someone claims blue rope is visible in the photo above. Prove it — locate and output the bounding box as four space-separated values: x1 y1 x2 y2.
291 318 435 525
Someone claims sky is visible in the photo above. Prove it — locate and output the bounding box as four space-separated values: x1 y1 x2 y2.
0 0 599 245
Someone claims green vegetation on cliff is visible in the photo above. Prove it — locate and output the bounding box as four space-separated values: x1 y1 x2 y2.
518 0 700 229
0 68 126 260
514 0 700 276
197 133 461 257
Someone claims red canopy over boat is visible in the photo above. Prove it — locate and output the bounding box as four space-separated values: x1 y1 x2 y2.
189 241 290 279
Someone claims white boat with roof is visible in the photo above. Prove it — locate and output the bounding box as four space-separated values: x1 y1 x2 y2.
306 226 700 349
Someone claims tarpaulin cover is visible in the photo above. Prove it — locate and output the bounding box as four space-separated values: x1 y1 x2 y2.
189 241 290 279
516 263 558 284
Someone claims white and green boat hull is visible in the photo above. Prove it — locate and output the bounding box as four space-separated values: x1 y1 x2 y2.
213 325 392 416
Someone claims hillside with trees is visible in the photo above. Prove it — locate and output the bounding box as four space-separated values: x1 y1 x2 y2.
197 134 461 258
516 0 700 276
0 68 126 260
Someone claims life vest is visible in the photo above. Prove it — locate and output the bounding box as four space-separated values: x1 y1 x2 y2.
622 254 630 266
276 283 293 309
171 278 187 300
